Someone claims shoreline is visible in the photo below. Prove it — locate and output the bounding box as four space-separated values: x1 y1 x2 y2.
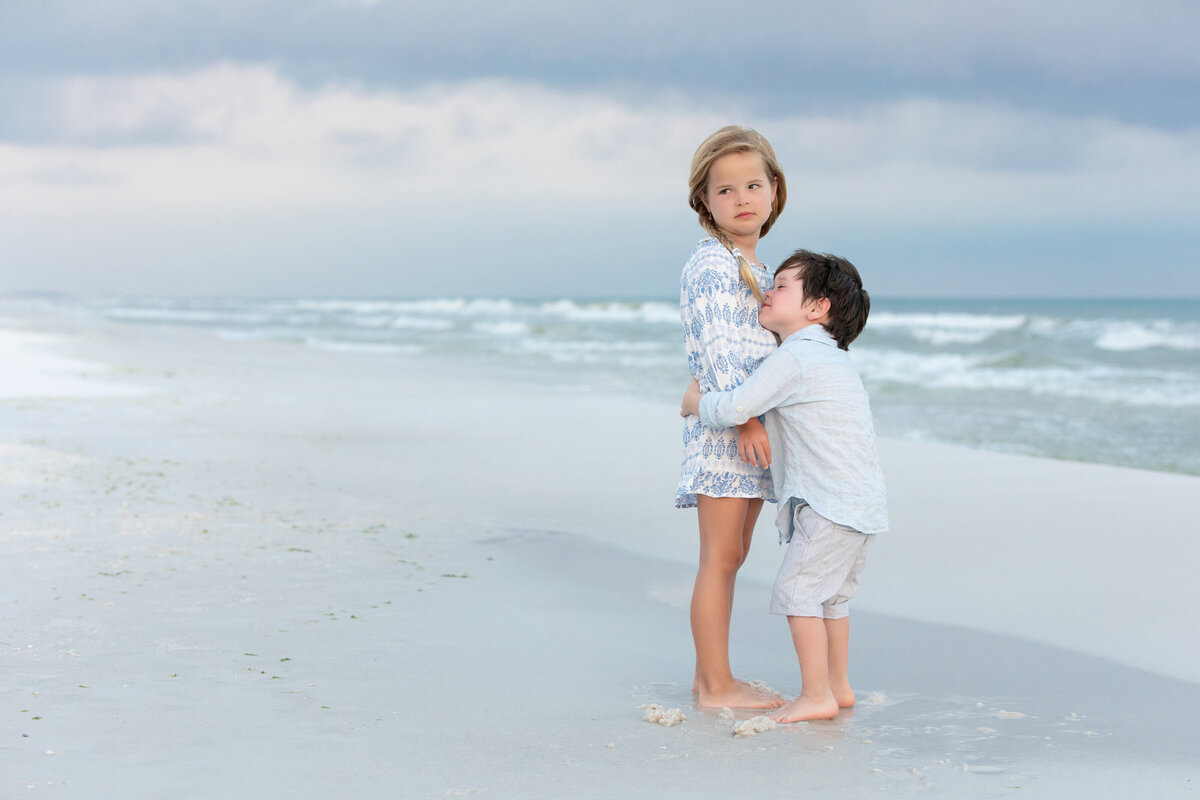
5 292 1200 480
3 314 1198 797
3 316 1199 683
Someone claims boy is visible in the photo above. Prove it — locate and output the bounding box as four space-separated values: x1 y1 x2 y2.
680 249 887 723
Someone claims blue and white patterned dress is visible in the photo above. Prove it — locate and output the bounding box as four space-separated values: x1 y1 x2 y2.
675 237 778 508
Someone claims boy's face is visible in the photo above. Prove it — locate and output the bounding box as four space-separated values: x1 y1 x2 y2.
758 267 816 335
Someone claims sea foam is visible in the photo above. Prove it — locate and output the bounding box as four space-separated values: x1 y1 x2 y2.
0 329 144 399
26 294 1199 476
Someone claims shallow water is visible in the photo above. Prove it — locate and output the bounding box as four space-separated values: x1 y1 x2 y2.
5 294 1199 475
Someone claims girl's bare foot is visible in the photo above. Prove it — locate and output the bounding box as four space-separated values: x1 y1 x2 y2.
770 692 839 723
830 681 856 708
697 680 784 709
695 676 779 700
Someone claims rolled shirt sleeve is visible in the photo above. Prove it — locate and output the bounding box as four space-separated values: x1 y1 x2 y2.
698 348 801 429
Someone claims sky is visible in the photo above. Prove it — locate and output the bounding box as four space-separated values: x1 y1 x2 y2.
1 0 1198 299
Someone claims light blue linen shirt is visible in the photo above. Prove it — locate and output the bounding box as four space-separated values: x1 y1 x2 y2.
698 324 888 539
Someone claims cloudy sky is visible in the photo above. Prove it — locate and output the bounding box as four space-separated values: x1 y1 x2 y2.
1 0 1197 298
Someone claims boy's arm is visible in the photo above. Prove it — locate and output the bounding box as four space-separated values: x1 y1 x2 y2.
698 349 801 429
681 380 771 467
734 418 770 468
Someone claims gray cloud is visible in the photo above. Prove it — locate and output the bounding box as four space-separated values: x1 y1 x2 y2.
3 0 1198 127
1 1 1197 298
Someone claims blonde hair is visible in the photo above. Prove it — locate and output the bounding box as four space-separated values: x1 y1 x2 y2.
687 126 787 303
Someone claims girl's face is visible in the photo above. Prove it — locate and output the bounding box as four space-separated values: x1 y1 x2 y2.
704 151 776 246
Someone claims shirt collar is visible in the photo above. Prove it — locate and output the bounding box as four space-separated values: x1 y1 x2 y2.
782 324 836 348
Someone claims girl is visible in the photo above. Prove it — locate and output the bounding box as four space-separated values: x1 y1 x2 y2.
677 126 787 709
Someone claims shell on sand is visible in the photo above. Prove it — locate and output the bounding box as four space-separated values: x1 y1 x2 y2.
642 704 685 727
732 715 777 737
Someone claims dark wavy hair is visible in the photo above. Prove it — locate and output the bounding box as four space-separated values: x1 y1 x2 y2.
775 250 870 350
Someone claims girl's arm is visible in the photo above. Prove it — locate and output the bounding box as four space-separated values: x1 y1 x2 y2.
681 378 703 417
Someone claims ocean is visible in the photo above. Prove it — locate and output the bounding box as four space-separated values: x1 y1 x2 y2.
9 294 1200 477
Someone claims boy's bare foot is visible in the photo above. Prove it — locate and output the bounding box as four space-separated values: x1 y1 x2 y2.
697 680 785 709
830 681 856 708
770 693 839 723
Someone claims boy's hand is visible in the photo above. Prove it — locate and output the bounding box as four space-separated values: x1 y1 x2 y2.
736 417 772 468
680 378 702 418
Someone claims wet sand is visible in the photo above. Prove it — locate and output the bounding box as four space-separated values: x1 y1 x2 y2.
3 318 1197 798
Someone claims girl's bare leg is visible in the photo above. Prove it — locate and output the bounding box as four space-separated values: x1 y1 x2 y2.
690 495 782 708
692 499 756 690
691 495 755 693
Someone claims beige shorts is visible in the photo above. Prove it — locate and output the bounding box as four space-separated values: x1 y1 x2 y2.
770 503 872 619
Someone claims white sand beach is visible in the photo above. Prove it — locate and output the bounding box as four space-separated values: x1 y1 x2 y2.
3 316 1198 798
